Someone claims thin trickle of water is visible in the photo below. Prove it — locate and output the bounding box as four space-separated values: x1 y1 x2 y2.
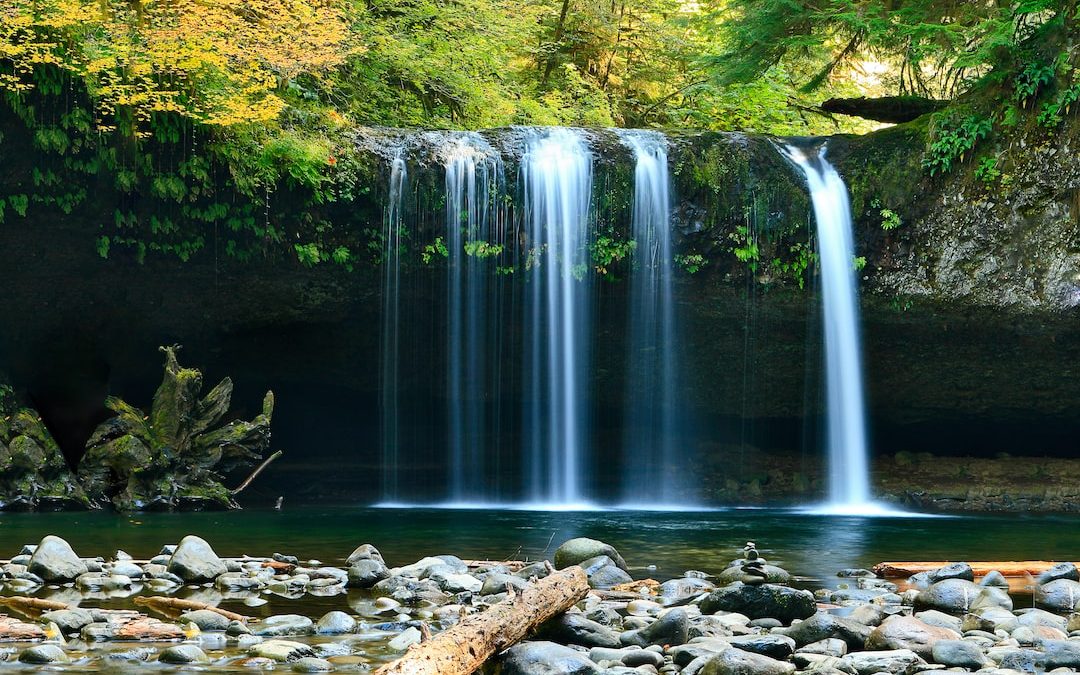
380 147 408 502
441 133 504 502
782 144 873 510
617 130 686 505
521 128 594 506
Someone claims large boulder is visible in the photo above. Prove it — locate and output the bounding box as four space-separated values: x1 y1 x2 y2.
620 608 690 647
700 583 816 624
914 578 1011 614
27 536 87 582
865 615 959 660
498 641 600 675
578 555 632 590
554 538 628 571
931 640 991 669
167 535 227 582
346 543 385 566
348 559 390 588
700 647 795 675
538 614 620 648
776 612 870 649
1036 578 1080 612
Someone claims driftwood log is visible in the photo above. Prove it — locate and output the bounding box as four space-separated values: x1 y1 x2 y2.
134 596 252 622
374 565 589 675
873 561 1077 578
821 96 949 123
0 596 70 617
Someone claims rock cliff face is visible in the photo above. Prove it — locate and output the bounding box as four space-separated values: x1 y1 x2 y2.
1 109 1079 506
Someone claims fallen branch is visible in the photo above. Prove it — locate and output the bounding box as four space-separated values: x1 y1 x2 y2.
231 450 283 495
134 596 252 623
0 596 70 617
874 561 1075 578
374 565 588 675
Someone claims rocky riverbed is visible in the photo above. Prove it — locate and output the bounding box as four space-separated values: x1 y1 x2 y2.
0 534 1079 673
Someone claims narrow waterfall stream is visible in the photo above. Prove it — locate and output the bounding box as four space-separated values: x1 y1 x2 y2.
783 144 875 512
618 130 687 506
441 133 504 503
379 147 408 503
521 128 594 506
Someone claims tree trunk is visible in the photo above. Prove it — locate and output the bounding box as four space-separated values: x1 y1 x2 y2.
873 561 1074 578
541 0 572 87
820 96 948 123
374 566 589 675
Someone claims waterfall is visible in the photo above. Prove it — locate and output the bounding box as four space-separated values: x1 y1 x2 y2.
441 133 504 502
521 128 594 506
782 144 873 510
618 130 686 505
380 147 408 503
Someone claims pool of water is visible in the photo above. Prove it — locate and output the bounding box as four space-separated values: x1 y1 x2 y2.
1 506 1074 582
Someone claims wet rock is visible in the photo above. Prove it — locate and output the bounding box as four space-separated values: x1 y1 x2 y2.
315 611 356 635
926 562 974 583
727 634 796 659
110 562 144 579
482 572 528 595
1040 639 1080 669
1016 607 1067 631
796 638 847 657
865 615 959 659
843 648 925 675
1036 578 1080 612
700 647 795 675
18 645 69 664
554 538 628 572
389 627 422 651
167 535 227 582
621 608 689 647
931 639 992 669
582 557 633 590
348 559 390 588
179 609 231 632
701 583 816 624
217 572 268 591
658 577 715 603
914 578 1011 614
293 657 334 672
912 610 961 633
499 641 600 675
776 612 870 649
969 606 1018 632
837 569 874 578
979 570 1009 588
1037 562 1079 584
541 613 621 648
159 645 209 664
254 614 315 637
993 648 1046 671
845 604 886 626
346 543 385 566
717 564 792 585
27 535 87 582
430 571 482 593
250 640 317 662
40 608 94 635
515 562 552 580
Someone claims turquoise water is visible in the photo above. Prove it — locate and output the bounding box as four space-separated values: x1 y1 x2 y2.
0 507 1074 582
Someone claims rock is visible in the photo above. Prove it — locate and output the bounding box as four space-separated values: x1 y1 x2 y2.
865 615 959 659
749 618 782 629
389 627 422 651
346 543 385 566
776 612 870 650
1016 607 1067 631
482 572 528 595
1036 578 1080 612
179 609 231 632
1038 562 1079 584
845 604 886 626
931 639 991 668
18 645 69 664
27 536 87 582
701 583 816 624
40 609 94 635
499 641 600 675
554 538 628 572
843 649 925 675
167 535 227 582
837 569 874 578
717 564 792 585
912 610 961 633
700 647 795 675
584 562 633 590
347 559 390 588
590 647 664 668
315 611 356 635
159 645 209 664
251 640 317 662
293 657 334 672
621 608 690 647
659 577 715 603
992 648 1046 671
914 578 1011 614
541 613 621 648
254 614 315 637
970 606 1018 632
979 570 1008 588
796 638 847 657
727 634 796 659
1040 639 1080 669
926 562 974 583
431 571 482 593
